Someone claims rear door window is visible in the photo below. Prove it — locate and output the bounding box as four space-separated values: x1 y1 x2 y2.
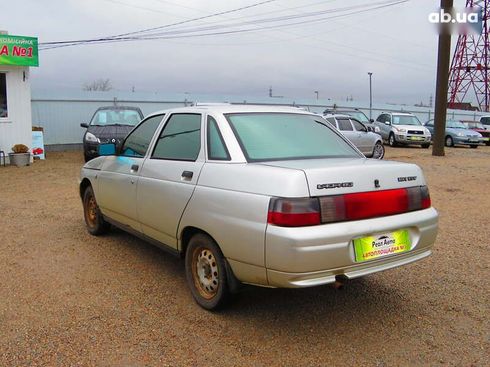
338 118 354 131
152 113 201 161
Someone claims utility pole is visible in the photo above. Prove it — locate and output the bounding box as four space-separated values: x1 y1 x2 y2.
433 0 453 156
314 91 319 100
368 72 373 120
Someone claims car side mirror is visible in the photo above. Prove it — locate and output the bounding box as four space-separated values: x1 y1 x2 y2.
385 121 391 125
370 119 374 123
80 123 89 128
98 143 116 156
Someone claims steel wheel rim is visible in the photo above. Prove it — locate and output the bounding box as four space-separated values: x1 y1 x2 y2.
446 137 452 146
192 247 219 299
85 194 97 228
373 143 384 159
389 135 395 146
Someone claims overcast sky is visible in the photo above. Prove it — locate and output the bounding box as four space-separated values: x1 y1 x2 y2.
2 0 468 104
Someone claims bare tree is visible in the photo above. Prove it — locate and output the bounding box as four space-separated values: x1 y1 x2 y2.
83 78 113 91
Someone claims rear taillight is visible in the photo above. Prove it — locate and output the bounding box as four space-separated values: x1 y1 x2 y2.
267 198 321 227
268 186 431 227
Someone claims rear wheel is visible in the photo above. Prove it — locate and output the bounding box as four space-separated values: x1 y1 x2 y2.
372 141 385 159
185 233 230 310
83 186 110 235
389 133 397 147
445 136 454 147
470 145 478 149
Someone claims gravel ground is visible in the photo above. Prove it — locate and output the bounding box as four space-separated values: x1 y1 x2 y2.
0 146 489 366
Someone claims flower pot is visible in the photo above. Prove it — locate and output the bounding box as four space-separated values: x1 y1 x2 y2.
8 152 31 167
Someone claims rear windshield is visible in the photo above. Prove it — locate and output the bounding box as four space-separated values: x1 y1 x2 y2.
225 113 360 162
90 109 142 126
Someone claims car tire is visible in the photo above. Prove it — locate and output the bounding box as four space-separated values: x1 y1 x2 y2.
84 153 91 163
470 145 478 149
421 143 430 149
185 233 230 310
372 141 385 159
83 186 110 236
389 133 397 147
445 136 454 147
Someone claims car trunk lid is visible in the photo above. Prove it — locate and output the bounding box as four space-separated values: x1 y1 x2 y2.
258 158 425 197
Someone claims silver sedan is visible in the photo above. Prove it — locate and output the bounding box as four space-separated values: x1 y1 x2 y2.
80 105 438 310
324 114 384 159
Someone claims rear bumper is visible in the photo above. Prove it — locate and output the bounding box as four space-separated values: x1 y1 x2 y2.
453 137 480 145
265 207 438 288
267 248 432 287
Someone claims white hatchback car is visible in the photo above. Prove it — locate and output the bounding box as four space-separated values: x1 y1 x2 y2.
80 105 439 309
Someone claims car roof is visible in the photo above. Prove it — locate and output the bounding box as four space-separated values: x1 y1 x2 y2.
389 112 414 116
95 106 142 110
145 104 315 118
324 113 355 119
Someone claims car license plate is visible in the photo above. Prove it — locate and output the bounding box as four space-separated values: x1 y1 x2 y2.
353 229 411 262
409 136 423 141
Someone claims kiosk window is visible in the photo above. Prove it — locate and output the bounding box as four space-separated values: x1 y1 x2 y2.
0 73 7 118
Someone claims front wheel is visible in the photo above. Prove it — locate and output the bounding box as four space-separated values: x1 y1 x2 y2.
372 141 385 159
83 186 110 235
445 136 454 147
389 133 397 147
470 145 478 149
185 234 230 310
421 143 430 149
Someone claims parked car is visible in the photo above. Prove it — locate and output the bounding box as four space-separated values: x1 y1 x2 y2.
461 120 490 146
81 106 144 162
374 112 431 148
323 108 378 132
424 119 482 148
79 105 438 310
479 115 490 130
323 114 384 159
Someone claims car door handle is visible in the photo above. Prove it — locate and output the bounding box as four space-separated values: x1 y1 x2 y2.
182 171 193 179
131 164 139 172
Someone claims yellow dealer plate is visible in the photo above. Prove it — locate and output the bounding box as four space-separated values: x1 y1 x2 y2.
353 229 411 263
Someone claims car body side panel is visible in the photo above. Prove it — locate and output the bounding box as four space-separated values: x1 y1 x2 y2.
137 159 204 249
178 184 270 284
194 162 310 197
96 155 144 231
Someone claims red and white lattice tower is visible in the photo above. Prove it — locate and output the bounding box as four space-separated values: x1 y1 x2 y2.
448 0 490 111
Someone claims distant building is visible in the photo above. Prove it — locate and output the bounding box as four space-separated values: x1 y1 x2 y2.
447 102 479 111
0 31 38 162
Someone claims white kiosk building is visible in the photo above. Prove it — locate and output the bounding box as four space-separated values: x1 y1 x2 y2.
0 32 38 164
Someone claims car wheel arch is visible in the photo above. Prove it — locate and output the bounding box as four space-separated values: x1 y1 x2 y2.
79 178 93 199
179 226 241 292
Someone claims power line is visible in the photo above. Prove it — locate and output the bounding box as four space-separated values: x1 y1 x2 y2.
40 0 278 46
40 0 408 50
